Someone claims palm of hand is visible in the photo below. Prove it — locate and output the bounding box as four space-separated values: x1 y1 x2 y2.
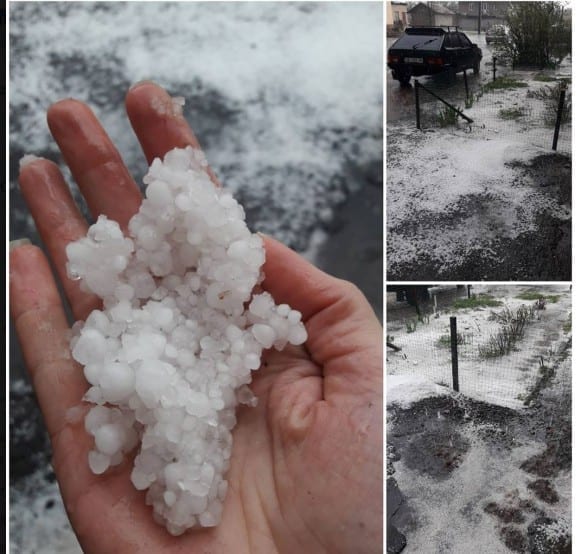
10 82 382 554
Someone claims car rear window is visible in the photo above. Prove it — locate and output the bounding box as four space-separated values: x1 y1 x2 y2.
391 33 444 50
458 33 472 47
444 33 461 47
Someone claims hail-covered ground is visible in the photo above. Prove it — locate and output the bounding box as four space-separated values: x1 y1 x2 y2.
387 285 572 553
387 31 571 281
387 284 571 410
9 3 382 551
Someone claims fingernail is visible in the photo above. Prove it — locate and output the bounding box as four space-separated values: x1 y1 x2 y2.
19 154 44 170
10 238 31 251
130 79 158 90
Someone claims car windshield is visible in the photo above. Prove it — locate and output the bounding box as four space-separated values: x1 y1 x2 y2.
391 33 444 50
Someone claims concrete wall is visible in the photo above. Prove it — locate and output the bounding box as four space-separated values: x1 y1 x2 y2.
457 15 505 32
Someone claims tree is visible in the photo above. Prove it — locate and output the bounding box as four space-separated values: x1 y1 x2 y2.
504 1 571 68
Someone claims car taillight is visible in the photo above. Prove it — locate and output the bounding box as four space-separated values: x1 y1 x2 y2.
426 56 444 65
388 54 400 63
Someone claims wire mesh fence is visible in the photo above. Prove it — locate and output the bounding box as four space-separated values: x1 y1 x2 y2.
387 290 571 410
412 57 571 155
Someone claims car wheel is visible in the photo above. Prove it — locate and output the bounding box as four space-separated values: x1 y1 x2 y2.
399 74 411 86
473 60 480 74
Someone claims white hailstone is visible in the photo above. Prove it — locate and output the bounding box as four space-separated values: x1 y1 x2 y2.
67 145 307 535
85 405 112 433
83 363 101 386
73 328 107 365
99 362 135 402
94 422 126 456
251 324 276 349
88 450 111 475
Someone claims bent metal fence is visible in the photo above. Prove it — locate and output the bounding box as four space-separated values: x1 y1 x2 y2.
414 79 473 130
386 308 568 410
413 62 571 154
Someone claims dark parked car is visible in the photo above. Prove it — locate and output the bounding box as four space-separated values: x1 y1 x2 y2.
387 27 482 85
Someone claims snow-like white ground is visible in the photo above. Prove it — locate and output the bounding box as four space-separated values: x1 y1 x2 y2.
387 374 449 409
9 3 382 552
392 421 570 554
387 285 572 553
10 2 382 252
387 285 571 410
10 468 81 554
461 69 572 154
387 128 569 272
386 42 571 275
389 349 572 554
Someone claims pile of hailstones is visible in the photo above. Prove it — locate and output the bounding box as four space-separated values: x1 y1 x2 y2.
67 146 307 535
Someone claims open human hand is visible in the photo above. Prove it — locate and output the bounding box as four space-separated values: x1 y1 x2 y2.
10 82 383 554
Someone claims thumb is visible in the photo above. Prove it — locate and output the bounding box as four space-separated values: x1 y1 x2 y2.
260 235 382 400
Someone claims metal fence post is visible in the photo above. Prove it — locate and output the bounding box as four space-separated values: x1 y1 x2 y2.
450 316 459 392
552 86 566 151
415 79 421 130
492 57 497 81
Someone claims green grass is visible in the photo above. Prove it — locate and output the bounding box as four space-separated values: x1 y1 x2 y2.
436 105 460 127
452 294 502 310
533 74 558 82
482 76 529 92
499 107 525 120
516 291 560 303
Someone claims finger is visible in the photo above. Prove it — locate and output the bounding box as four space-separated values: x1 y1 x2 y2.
19 157 100 321
47 99 143 230
261 235 354 322
261 235 382 398
125 81 220 186
9 244 88 441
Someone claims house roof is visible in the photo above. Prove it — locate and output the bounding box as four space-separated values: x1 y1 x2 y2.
408 2 456 16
